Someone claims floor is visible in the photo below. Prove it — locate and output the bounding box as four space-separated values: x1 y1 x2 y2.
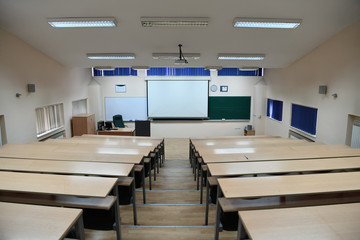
85 138 236 240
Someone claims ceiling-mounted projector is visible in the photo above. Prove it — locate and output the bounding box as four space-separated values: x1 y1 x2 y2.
174 59 187 65
175 44 188 65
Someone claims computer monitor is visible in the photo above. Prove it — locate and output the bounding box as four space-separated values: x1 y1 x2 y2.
97 121 104 130
105 121 112 130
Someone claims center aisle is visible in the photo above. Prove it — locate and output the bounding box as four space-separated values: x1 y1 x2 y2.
85 138 236 240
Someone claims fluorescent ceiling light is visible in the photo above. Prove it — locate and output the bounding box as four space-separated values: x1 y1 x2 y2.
47 17 117 28
152 53 200 60
240 67 259 71
205 66 223 70
94 66 115 70
233 18 301 29
218 54 265 60
141 17 209 27
132 66 150 70
87 53 135 60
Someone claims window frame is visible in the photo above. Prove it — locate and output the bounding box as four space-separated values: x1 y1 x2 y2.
35 103 65 140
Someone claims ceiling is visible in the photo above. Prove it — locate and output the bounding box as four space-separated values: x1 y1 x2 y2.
0 0 359 69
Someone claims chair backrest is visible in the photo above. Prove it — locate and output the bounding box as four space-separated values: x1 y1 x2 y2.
113 115 125 128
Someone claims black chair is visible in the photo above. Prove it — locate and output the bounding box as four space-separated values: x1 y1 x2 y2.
113 115 125 128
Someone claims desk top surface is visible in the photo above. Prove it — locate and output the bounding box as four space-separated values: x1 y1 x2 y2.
45 137 161 147
200 145 360 163
0 144 145 164
81 134 163 141
192 137 303 146
98 128 135 133
239 203 360 240
0 157 134 177
0 171 117 198
195 142 325 155
208 157 360 177
0 202 83 240
218 171 360 199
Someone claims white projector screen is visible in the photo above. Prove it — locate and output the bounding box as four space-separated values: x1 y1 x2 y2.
147 80 209 119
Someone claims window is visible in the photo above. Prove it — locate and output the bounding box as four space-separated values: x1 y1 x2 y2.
35 103 65 139
267 99 283 122
72 99 87 116
291 104 318 136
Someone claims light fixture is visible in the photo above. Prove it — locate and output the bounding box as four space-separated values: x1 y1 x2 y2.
94 66 115 70
233 17 302 29
239 67 259 71
131 66 150 70
152 53 200 60
87 53 135 60
141 17 209 27
205 66 223 71
218 54 265 60
47 17 117 28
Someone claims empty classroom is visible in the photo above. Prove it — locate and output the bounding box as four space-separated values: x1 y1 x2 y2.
0 1 360 240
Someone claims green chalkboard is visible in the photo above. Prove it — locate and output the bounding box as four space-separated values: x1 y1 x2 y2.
208 96 251 120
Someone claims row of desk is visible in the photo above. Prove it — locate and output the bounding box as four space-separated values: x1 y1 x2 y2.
0 134 164 240
189 136 360 240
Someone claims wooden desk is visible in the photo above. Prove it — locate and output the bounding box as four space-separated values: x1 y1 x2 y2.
0 171 117 197
214 171 360 240
207 157 360 177
98 128 135 136
0 202 85 240
218 171 360 199
238 203 360 240
203 157 360 225
45 137 161 147
199 145 360 163
0 157 133 177
0 157 139 225
0 171 121 240
0 144 145 164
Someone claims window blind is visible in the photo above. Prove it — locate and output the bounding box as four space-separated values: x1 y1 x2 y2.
291 104 317 136
267 99 283 121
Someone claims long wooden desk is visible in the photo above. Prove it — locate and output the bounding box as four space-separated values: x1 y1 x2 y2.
0 157 139 225
0 202 85 240
207 157 360 177
45 137 161 147
0 142 160 199
200 146 360 163
214 171 360 240
0 144 145 164
238 203 360 240
98 128 135 136
203 157 360 225
0 157 133 177
0 171 122 240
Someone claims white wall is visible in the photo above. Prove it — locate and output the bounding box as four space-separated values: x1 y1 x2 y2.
93 70 264 138
265 21 360 144
0 28 92 143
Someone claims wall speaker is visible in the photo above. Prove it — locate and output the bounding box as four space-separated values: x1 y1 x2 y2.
28 84 36 93
318 85 327 94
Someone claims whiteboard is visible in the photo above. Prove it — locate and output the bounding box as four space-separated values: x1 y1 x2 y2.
105 97 147 121
147 80 208 119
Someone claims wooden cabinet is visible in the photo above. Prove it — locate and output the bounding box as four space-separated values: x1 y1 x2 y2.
72 114 95 136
